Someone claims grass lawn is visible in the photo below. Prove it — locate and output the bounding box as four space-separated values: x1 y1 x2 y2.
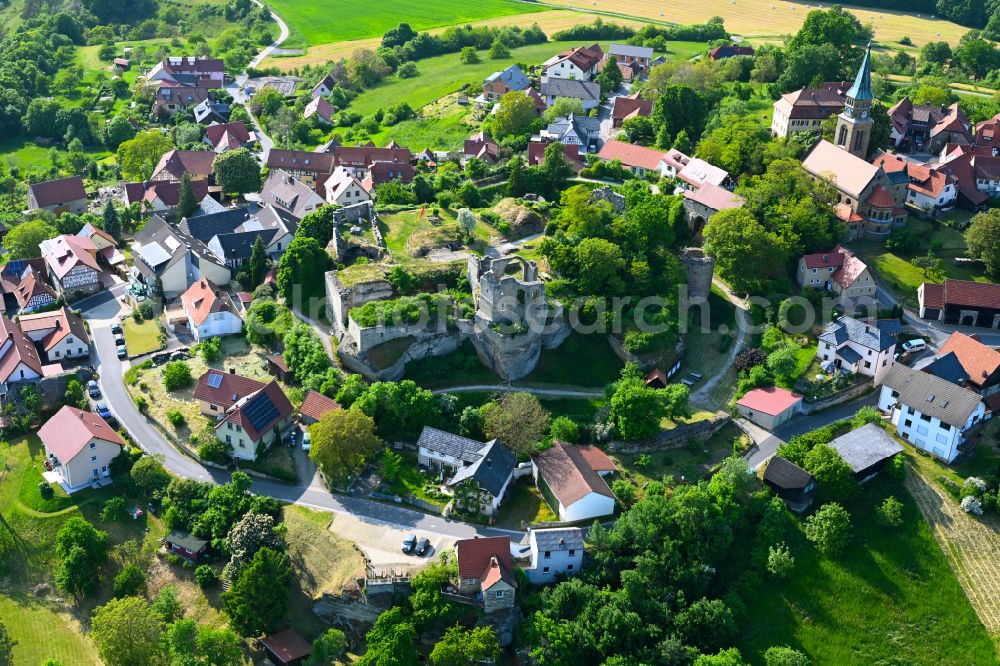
123 317 165 357
496 478 557 529
268 0 542 47
523 332 623 387
0 136 111 175
368 98 476 152
125 336 292 442
737 474 999 665
379 207 495 263
682 286 739 409
283 505 366 639
851 216 990 303
0 593 101 666
542 0 968 46
381 449 447 508
613 422 744 488
240 444 299 483
343 40 702 118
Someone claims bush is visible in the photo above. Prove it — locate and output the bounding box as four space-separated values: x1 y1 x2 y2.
38 481 55 500
766 542 795 578
163 361 193 391
137 300 156 320
198 438 232 464
876 496 904 527
961 495 984 515
195 564 218 588
101 496 129 522
197 337 222 362
113 564 147 598
134 395 148 411
804 503 851 556
166 409 186 427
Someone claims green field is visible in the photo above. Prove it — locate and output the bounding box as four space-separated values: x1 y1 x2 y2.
738 474 999 665
268 0 543 47
347 40 705 118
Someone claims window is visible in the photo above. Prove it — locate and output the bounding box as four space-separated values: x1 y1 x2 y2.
90 442 96 449
568 549 576 556
567 564 574 571
920 413 932 423
864 361 872 369
466 578 477 585
225 435 232 444
211 404 218 411
54 351 60 358
543 566 550 574
494 590 505 599
544 551 551 559
90 456 97 463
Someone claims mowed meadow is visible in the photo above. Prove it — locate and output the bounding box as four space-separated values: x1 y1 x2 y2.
268 0 544 47
545 0 968 45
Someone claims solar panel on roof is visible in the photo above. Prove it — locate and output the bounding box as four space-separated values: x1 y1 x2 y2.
244 394 279 432
206 372 223 388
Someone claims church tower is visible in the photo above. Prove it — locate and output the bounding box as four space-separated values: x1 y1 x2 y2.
834 43 873 158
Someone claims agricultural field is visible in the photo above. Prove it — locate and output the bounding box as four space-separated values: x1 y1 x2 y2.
544 0 969 46
268 0 544 48
265 9 651 68
738 473 999 665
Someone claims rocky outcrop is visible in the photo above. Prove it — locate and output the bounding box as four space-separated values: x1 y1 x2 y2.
312 592 382 647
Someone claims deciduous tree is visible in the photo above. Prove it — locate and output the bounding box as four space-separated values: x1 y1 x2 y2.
430 625 500 666
91 596 164 666
221 547 293 636
966 208 1000 276
804 502 851 556
491 91 537 138
309 408 382 481
481 392 551 456
213 147 260 196
117 130 173 181
4 219 57 258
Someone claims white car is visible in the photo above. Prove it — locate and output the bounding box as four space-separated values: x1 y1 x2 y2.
301 431 311 452
901 339 927 354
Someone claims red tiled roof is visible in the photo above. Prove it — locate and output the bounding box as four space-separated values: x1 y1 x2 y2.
0 315 42 382
220 380 293 442
802 247 847 270
193 369 266 408
920 282 945 309
533 441 615 506
299 389 340 422
29 176 86 208
151 150 216 182
834 203 864 223
683 182 744 211
576 445 616 473
38 405 124 464
181 278 239 327
266 149 336 174
598 139 666 171
866 185 897 208
124 179 211 207
456 535 513 582
611 94 653 122
41 235 99 279
304 97 334 122
261 629 312 664
18 306 88 352
938 332 1000 385
737 387 802 416
941 278 1000 309
527 141 582 171
333 144 412 169
205 122 253 150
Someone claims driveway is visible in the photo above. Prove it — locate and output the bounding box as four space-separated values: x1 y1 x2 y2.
83 299 521 541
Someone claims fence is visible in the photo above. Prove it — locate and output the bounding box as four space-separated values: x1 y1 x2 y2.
369 490 444 514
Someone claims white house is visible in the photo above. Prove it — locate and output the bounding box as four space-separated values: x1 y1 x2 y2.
38 405 125 492
541 44 603 83
215 381 295 461
180 278 243 341
324 166 372 206
17 306 90 362
0 315 43 390
416 426 516 518
878 363 986 462
532 441 616 522
735 387 803 431
817 316 900 384
526 527 584 584
39 234 101 300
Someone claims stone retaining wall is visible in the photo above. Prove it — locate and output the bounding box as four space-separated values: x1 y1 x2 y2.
802 379 874 414
608 412 731 454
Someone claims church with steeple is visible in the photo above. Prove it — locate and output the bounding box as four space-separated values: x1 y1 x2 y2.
834 43 874 158
799 44 908 241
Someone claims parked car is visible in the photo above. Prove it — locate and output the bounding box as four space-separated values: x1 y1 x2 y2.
110 323 123 335
152 352 171 366
116 344 127 359
113 334 125 347
88 380 101 398
402 534 417 554
901 339 927 354
415 537 431 556
96 402 113 420
302 430 311 452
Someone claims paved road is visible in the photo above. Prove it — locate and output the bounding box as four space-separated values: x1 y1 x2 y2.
86 302 520 542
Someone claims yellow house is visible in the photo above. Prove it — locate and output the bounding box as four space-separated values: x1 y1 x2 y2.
38 405 125 492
